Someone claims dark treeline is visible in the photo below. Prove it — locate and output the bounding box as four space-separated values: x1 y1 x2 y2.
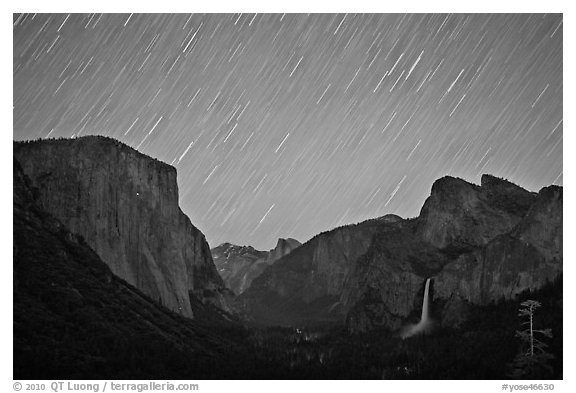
244 276 562 379
15 271 561 379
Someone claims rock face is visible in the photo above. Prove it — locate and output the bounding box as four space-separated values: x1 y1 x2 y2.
348 176 560 332
239 221 383 326
13 136 227 318
267 238 302 262
240 175 561 332
342 219 449 332
434 185 562 305
13 159 251 379
212 238 301 295
416 175 536 250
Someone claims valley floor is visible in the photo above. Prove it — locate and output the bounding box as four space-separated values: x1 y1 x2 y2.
244 278 562 379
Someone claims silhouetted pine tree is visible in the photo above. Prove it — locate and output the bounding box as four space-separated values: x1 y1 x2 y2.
507 300 554 379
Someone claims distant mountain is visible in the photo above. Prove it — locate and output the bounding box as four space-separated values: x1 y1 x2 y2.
240 175 562 332
13 159 254 379
212 238 301 295
14 136 231 318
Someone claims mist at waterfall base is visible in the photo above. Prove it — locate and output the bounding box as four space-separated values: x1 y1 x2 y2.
400 278 434 339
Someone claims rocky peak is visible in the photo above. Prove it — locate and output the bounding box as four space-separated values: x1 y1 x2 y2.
430 175 479 195
13 136 228 318
480 174 537 216
268 238 302 262
377 214 404 224
480 174 532 195
214 243 258 258
212 238 301 296
417 175 532 249
480 173 515 188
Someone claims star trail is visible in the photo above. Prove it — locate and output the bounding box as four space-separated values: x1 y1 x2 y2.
13 13 563 250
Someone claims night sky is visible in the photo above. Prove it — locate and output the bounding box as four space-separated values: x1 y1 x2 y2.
13 13 563 250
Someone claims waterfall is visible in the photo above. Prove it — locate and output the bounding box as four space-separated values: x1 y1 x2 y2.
400 277 433 338
421 278 431 324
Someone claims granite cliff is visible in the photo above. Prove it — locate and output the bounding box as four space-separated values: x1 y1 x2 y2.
14 136 228 318
212 238 301 295
434 184 562 326
240 175 562 332
239 219 383 326
345 175 560 332
13 159 253 379
417 175 537 250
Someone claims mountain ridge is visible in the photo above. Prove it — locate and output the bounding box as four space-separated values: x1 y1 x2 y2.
13 136 562 334
212 238 302 295
240 174 562 332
